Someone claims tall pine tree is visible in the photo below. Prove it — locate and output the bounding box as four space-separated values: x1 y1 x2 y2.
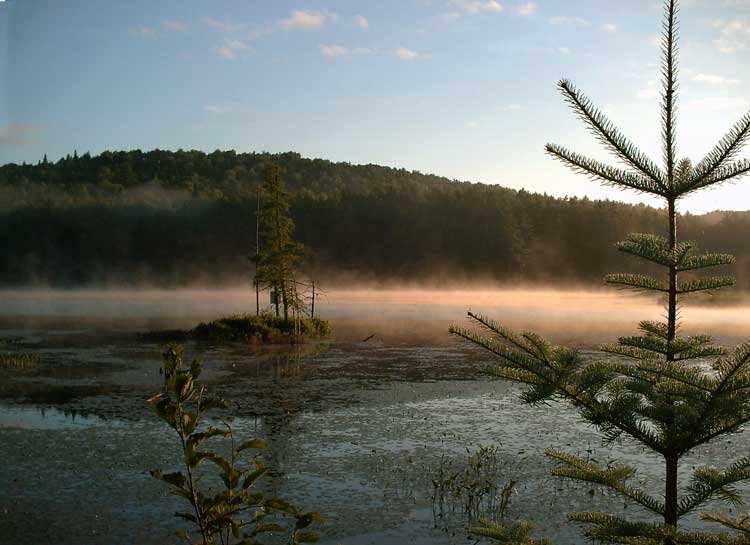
452 1 750 543
255 163 303 320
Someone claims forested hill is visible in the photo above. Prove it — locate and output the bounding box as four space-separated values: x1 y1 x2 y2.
1 149 749 288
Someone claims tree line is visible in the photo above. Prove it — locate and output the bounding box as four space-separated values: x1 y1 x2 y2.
0 149 747 288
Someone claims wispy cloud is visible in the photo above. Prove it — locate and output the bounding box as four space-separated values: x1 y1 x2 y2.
686 96 749 113
711 18 750 53
692 73 741 86
353 14 369 29
601 23 618 32
0 123 41 146
395 47 420 60
216 39 254 60
441 11 463 22
162 20 187 32
449 0 504 14
319 44 376 57
516 2 538 16
636 81 659 100
497 104 522 112
549 16 591 27
133 26 156 38
279 10 338 31
204 104 233 114
201 16 243 33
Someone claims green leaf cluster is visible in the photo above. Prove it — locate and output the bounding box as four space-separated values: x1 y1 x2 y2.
149 343 323 545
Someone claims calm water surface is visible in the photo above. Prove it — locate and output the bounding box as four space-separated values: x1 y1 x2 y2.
1 289 749 545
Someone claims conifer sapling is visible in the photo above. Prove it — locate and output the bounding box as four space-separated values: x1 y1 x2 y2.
451 1 750 543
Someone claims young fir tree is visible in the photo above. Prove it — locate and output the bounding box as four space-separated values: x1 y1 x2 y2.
255 163 303 320
451 1 750 543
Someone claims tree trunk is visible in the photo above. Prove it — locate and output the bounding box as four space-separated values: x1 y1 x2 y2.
667 198 677 359
281 281 288 321
665 198 679 535
665 452 679 528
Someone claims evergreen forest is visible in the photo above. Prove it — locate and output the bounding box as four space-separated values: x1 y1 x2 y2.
0 149 746 288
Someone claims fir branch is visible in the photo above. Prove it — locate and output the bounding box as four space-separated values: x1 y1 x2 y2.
619 335 669 356
570 512 743 545
687 159 750 194
639 321 670 340
568 512 669 544
701 511 750 535
678 253 736 272
467 518 552 545
605 274 668 292
547 449 665 516
545 144 666 196
678 457 750 517
677 277 735 294
636 361 714 393
617 234 673 268
557 80 666 188
690 112 750 190
600 344 655 361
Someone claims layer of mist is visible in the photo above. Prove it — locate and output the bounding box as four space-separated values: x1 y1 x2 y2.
2 287 749 347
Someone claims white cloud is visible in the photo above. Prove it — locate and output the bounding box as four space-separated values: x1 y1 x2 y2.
711 18 750 53
201 16 242 33
162 20 187 32
601 23 618 32
442 11 463 22
395 47 420 60
320 44 349 57
134 26 156 38
216 39 254 60
648 34 662 47
319 44 376 57
497 104 522 112
517 2 538 16
279 10 337 31
353 14 369 29
692 73 741 86
686 96 749 114
248 25 275 39
549 16 591 27
636 81 660 100
450 0 504 14
557 46 571 55
204 105 233 114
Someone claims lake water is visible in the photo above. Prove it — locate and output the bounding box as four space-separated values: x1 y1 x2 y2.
1 288 749 545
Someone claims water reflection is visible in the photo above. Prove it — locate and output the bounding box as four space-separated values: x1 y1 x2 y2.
0 404 113 430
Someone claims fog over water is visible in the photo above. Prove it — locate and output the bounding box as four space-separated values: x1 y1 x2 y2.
2 287 749 345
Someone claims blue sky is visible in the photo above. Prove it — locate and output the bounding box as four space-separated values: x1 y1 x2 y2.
1 0 750 213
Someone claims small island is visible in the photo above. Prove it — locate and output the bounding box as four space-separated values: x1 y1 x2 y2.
147 162 330 345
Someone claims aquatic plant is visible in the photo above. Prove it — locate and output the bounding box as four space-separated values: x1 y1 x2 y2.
431 446 515 520
148 343 322 545
0 352 41 370
452 1 750 543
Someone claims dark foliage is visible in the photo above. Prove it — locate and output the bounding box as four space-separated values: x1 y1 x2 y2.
0 149 746 287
